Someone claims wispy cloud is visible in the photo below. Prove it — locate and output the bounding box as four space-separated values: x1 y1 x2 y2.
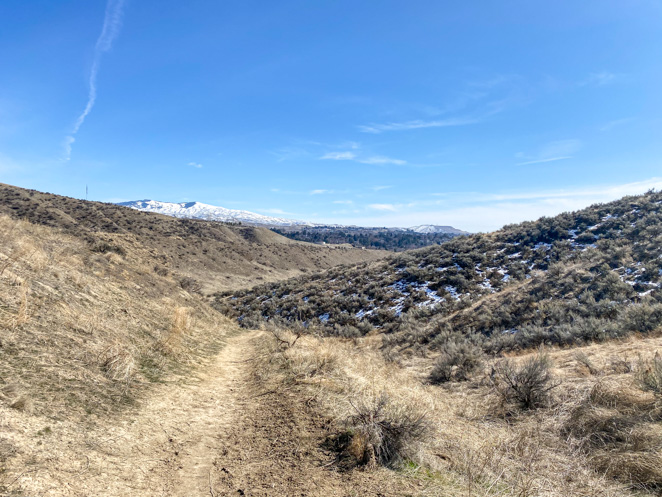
310 189 330 195
357 75 524 134
358 117 477 134
270 146 310 162
516 156 572 166
600 117 635 132
333 200 353 204
581 71 618 87
372 185 392 191
64 0 126 160
358 156 406 165
516 139 581 166
188 162 203 168
326 177 662 233
320 151 407 166
320 151 357 160
369 203 399 211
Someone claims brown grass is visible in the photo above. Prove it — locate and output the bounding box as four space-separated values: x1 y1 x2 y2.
0 215 230 419
255 329 662 496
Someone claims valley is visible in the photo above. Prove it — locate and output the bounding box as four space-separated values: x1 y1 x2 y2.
1 185 661 496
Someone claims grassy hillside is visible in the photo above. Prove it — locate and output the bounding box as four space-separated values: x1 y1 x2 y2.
0 214 230 421
218 190 662 354
0 183 386 293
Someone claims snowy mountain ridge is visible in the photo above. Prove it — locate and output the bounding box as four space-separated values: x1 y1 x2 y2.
117 199 467 234
117 200 315 227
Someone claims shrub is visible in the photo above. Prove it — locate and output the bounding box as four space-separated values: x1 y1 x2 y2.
90 241 126 256
345 392 430 468
492 351 557 410
179 276 201 293
636 353 662 396
429 340 483 384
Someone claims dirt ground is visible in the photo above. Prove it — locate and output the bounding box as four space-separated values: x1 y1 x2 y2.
1 330 426 496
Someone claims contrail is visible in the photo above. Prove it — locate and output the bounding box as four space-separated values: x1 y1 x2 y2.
65 0 126 160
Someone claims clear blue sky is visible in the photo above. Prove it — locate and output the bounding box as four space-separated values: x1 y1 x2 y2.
1 0 661 231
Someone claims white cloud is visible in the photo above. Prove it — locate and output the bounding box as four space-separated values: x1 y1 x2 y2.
310 189 329 195
188 162 203 168
516 156 572 166
516 139 581 166
372 185 392 191
320 151 357 160
358 156 407 166
65 0 126 160
333 200 353 204
324 177 662 232
320 151 406 166
368 203 398 211
358 117 477 134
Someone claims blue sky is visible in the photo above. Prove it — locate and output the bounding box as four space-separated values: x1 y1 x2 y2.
1 0 661 231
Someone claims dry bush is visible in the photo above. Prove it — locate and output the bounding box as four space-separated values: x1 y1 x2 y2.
429 340 483 384
179 276 201 294
636 353 662 396
98 342 136 391
492 351 558 410
344 392 430 468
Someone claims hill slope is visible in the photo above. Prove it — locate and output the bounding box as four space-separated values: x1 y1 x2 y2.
218 190 662 353
0 183 386 293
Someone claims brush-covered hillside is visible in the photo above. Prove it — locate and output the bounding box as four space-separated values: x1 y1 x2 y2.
218 190 662 354
0 183 386 293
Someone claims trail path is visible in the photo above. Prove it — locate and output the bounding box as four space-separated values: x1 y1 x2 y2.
6 330 419 496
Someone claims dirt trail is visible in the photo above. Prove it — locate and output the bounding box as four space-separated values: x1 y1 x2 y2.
5 330 418 496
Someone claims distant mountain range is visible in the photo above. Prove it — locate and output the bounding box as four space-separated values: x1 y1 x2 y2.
117 199 468 235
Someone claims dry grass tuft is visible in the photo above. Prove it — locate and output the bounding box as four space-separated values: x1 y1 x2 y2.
636 353 662 397
159 306 192 357
563 380 662 491
99 342 137 390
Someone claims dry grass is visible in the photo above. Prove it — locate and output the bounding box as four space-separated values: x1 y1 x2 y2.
256 329 662 496
0 215 230 419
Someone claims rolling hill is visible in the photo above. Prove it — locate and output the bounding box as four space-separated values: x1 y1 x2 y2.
217 189 662 354
0 183 386 293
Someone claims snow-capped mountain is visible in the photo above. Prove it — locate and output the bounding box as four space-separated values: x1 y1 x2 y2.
117 200 468 234
409 225 468 235
117 200 314 227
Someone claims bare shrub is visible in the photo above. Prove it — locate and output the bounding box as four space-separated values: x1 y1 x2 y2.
429 340 483 384
99 343 136 391
90 241 126 256
636 353 662 396
492 351 558 410
345 392 430 468
179 276 201 294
